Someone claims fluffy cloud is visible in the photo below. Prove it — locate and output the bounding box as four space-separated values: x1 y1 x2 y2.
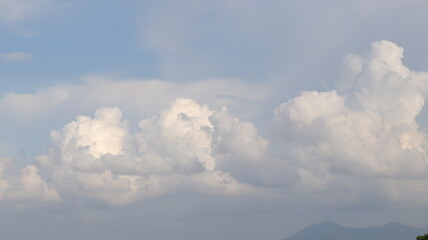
0 77 270 163
0 158 60 202
273 40 428 205
0 52 33 63
3 40 428 209
38 98 270 205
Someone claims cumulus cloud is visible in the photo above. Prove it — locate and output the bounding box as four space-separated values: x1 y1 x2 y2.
0 52 33 63
38 98 272 205
0 77 270 163
0 158 60 202
273 40 428 205
7 165 61 202
3 40 428 209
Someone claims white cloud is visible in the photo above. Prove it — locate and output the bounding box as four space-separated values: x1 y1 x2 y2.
0 52 33 63
51 107 129 160
0 86 69 117
7 165 61 202
273 40 428 206
3 40 428 209
0 76 270 163
137 98 217 172
0 76 270 121
0 158 60 202
38 98 271 205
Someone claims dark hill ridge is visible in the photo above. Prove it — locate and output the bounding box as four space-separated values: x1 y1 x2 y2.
284 221 428 240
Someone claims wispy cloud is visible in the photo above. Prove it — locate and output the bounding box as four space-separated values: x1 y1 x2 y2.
0 0 54 27
0 52 33 63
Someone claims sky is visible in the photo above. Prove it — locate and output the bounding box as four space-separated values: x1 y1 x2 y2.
1 0 428 239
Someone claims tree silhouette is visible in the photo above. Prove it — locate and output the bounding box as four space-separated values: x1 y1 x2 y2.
417 234 428 240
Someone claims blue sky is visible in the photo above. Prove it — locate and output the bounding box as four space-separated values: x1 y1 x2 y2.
2 1 428 239
1 0 156 89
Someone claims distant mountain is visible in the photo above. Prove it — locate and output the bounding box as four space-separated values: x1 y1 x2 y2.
284 221 428 240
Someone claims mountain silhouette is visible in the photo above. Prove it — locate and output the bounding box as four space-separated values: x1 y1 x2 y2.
284 221 428 240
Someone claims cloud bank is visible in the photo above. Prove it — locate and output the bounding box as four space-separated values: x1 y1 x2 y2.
36 98 270 205
1 40 428 208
